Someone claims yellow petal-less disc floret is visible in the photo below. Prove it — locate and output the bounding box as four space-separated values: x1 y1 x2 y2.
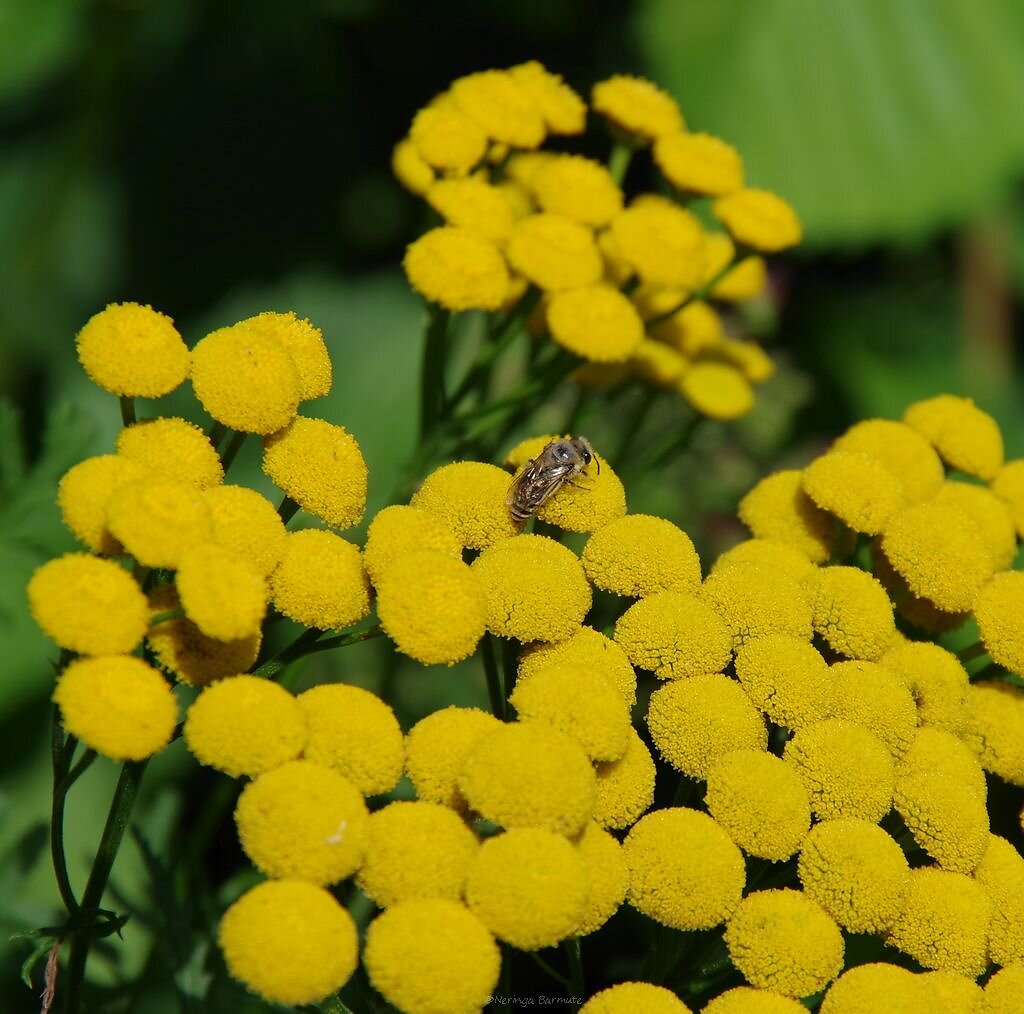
411 460 520 550
833 419 944 505
531 154 623 227
713 188 802 252
392 136 434 196
725 889 844 998
363 504 461 586
403 226 509 312
713 538 817 585
881 640 970 735
962 681 1024 785
583 514 701 597
934 480 1017 571
76 302 189 397
991 458 1024 537
819 963 932 1014
631 338 689 388
679 360 755 421
712 256 768 303
376 550 486 665
176 543 267 641
701 562 813 648
987 965 1024 1013
801 450 906 535
363 898 500 1014
116 417 223 489
219 880 357 1007
887 866 991 977
904 394 1004 481
57 454 150 555
624 807 745 930
298 683 404 797
829 660 918 758
546 284 644 362
593 727 656 830
203 485 288 578
733 635 832 731
184 675 307 777
465 827 587 950
234 760 369 885
410 104 487 172
650 298 724 354
703 988 805 1014
574 822 628 936
471 534 591 643
614 591 732 679
506 213 603 292
805 565 896 660
581 983 691 1014
974 571 1024 676
797 819 910 934
519 626 637 707
738 469 836 563
451 69 545 149
654 131 744 196
28 553 148 656
647 674 767 780
236 311 331 402
425 177 516 244
53 655 177 761
270 529 370 630
610 199 705 290
974 834 1024 967
262 415 367 529
784 719 894 822
458 721 596 836
509 62 586 135
706 749 811 861
921 971 985 1013
900 726 987 800
356 801 479 908
591 74 684 140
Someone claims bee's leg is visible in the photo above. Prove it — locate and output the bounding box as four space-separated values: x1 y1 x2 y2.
566 476 596 491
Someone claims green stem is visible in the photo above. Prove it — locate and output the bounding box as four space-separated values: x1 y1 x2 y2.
482 634 506 719
564 937 585 999
50 714 82 914
118 396 135 427
529 951 571 991
252 626 323 679
207 420 227 450
316 994 356 1014
219 430 246 474
625 413 702 480
303 624 384 655
643 257 740 328
611 389 655 468
957 641 989 664
278 494 300 524
608 142 634 186
148 608 184 628
419 306 451 442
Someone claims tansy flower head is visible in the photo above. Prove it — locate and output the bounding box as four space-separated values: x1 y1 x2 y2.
76 302 189 398
801 449 905 535
630 338 690 388
713 188 802 252
934 480 1017 570
624 807 745 930
593 727 656 830
819 963 932 1014
974 834 1024 967
797 819 910 934
270 529 370 630
881 640 969 735
506 213 603 291
610 198 705 290
706 749 811 861
403 226 509 311
234 760 369 884
57 454 149 554
973 570 1024 676
962 681 1024 786
509 61 586 135
363 898 500 1014
410 104 487 172
458 721 596 836
451 69 545 148
614 590 732 679
649 298 724 354
591 74 684 140
183 675 307 777
986 965 1024 1013
298 683 404 796
574 822 628 936
465 827 587 950
871 543 968 634
116 417 223 489
203 484 288 578
992 458 1024 537
262 415 367 528
175 543 267 641
583 514 701 597
784 719 894 822
725 889 844 997
833 418 944 504
805 565 896 660
392 136 434 195
53 655 177 761
647 674 767 780
547 284 645 362
580 983 692 1014
237 310 332 402
654 131 744 195
411 460 520 549
28 553 148 656
829 659 918 758
734 634 832 731
355 801 479 908
219 881 357 1007
904 394 1004 481
425 176 515 244
531 154 623 227
712 256 768 302
713 538 818 585
703 988 805 1014
899 726 987 800
471 534 591 643
887 866 991 977
738 469 836 563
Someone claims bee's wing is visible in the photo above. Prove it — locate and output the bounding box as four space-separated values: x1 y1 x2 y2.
510 460 575 512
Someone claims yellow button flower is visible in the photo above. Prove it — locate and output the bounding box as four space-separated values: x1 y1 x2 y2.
356 801 479 908
591 74 684 140
802 449 906 535
219 881 357 1007
933 481 1017 570
986 965 1024 1013
712 538 817 585
451 69 545 148
921 971 984 1011
363 504 461 586
116 417 223 489
458 721 596 836
547 283 645 362
298 683 403 796
880 640 969 735
819 964 932 1014
410 104 487 172
583 514 701 598
574 822 628 936
580 982 692 1014
733 634 832 731
509 61 586 135
712 257 768 302
57 454 150 555
900 726 987 800
624 807 745 930
904 394 1004 481
871 543 968 634
784 719 894 822
805 565 896 660
593 727 656 830
234 760 369 885
392 136 434 195
506 150 556 189
833 418 944 505
713 188 802 252
797 819 909 934
425 176 516 244
363 898 500 1014
471 534 591 643
610 198 705 290
962 681 1024 785
650 298 724 354
991 458 1024 537
706 749 811 861
615 591 732 679
974 834 1024 967
631 338 690 388
703 988 805 1013
28 553 148 656
411 460 520 550
236 310 332 402
466 827 587 950
654 130 744 195
270 529 370 631
647 674 767 780
175 543 267 641
701 562 813 648
738 469 836 563
184 675 307 777
532 154 623 227
725 889 844 998
829 660 917 758
974 571 1024 676
203 484 288 578
887 866 991 977
403 226 509 312
506 213 603 291
76 302 189 397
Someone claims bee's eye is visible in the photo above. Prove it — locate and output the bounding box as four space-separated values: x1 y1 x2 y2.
557 447 570 460
582 451 591 464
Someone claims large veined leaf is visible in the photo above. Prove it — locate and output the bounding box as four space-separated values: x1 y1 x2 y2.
636 0 1024 245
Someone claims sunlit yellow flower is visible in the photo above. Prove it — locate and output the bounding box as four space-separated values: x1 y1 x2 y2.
871 543 969 634
701 562 813 648
203 484 288 578
505 150 556 189
184 675 306 777
238 310 332 402
116 417 223 489
547 283 645 362
784 719 894 822
57 454 149 555
631 338 689 387
570 359 631 390
650 299 724 355
392 136 434 195
410 104 488 172
234 759 368 884
699 228 737 283
610 198 705 290
298 683 404 797
506 213 603 291
451 69 545 148
363 898 500 1014
496 182 534 225
53 655 177 761
991 459 1024 537
654 131 743 195
904 394 1004 481
574 822 627 936
833 419 944 505
615 591 732 679
829 660 917 758
509 61 586 135
725 889 844 997
28 553 148 656
219 881 357 1007
678 360 754 420
932 481 1017 571
738 469 836 563
647 674 767 780
971 835 1024 969
712 256 768 302
175 543 267 641
703 988 805 1014
985 965 1024 1014
624 807 745 930
819 964 932 1014
734 634 831 731
973 571 1024 676
900 726 987 800
425 177 516 244
880 640 970 735
713 188 802 252
403 226 509 311
593 727 656 830
962 681 1024 786
714 538 817 586
580 982 692 1014
596 226 634 286
458 721 595 836
802 450 905 535
76 302 189 397
591 74 684 140
519 626 637 707
531 154 623 227
921 970 985 1012
805 565 896 660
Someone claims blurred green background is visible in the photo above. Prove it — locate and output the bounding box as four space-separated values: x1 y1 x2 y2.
2 0 1024 1010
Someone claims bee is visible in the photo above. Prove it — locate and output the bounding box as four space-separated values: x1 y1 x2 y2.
507 436 600 521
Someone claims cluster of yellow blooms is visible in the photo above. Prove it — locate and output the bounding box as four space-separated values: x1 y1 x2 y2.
394 64 801 421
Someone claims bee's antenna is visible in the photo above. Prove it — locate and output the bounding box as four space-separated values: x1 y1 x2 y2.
595 455 601 475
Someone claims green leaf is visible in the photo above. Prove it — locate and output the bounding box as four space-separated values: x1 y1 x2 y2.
0 0 81 102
